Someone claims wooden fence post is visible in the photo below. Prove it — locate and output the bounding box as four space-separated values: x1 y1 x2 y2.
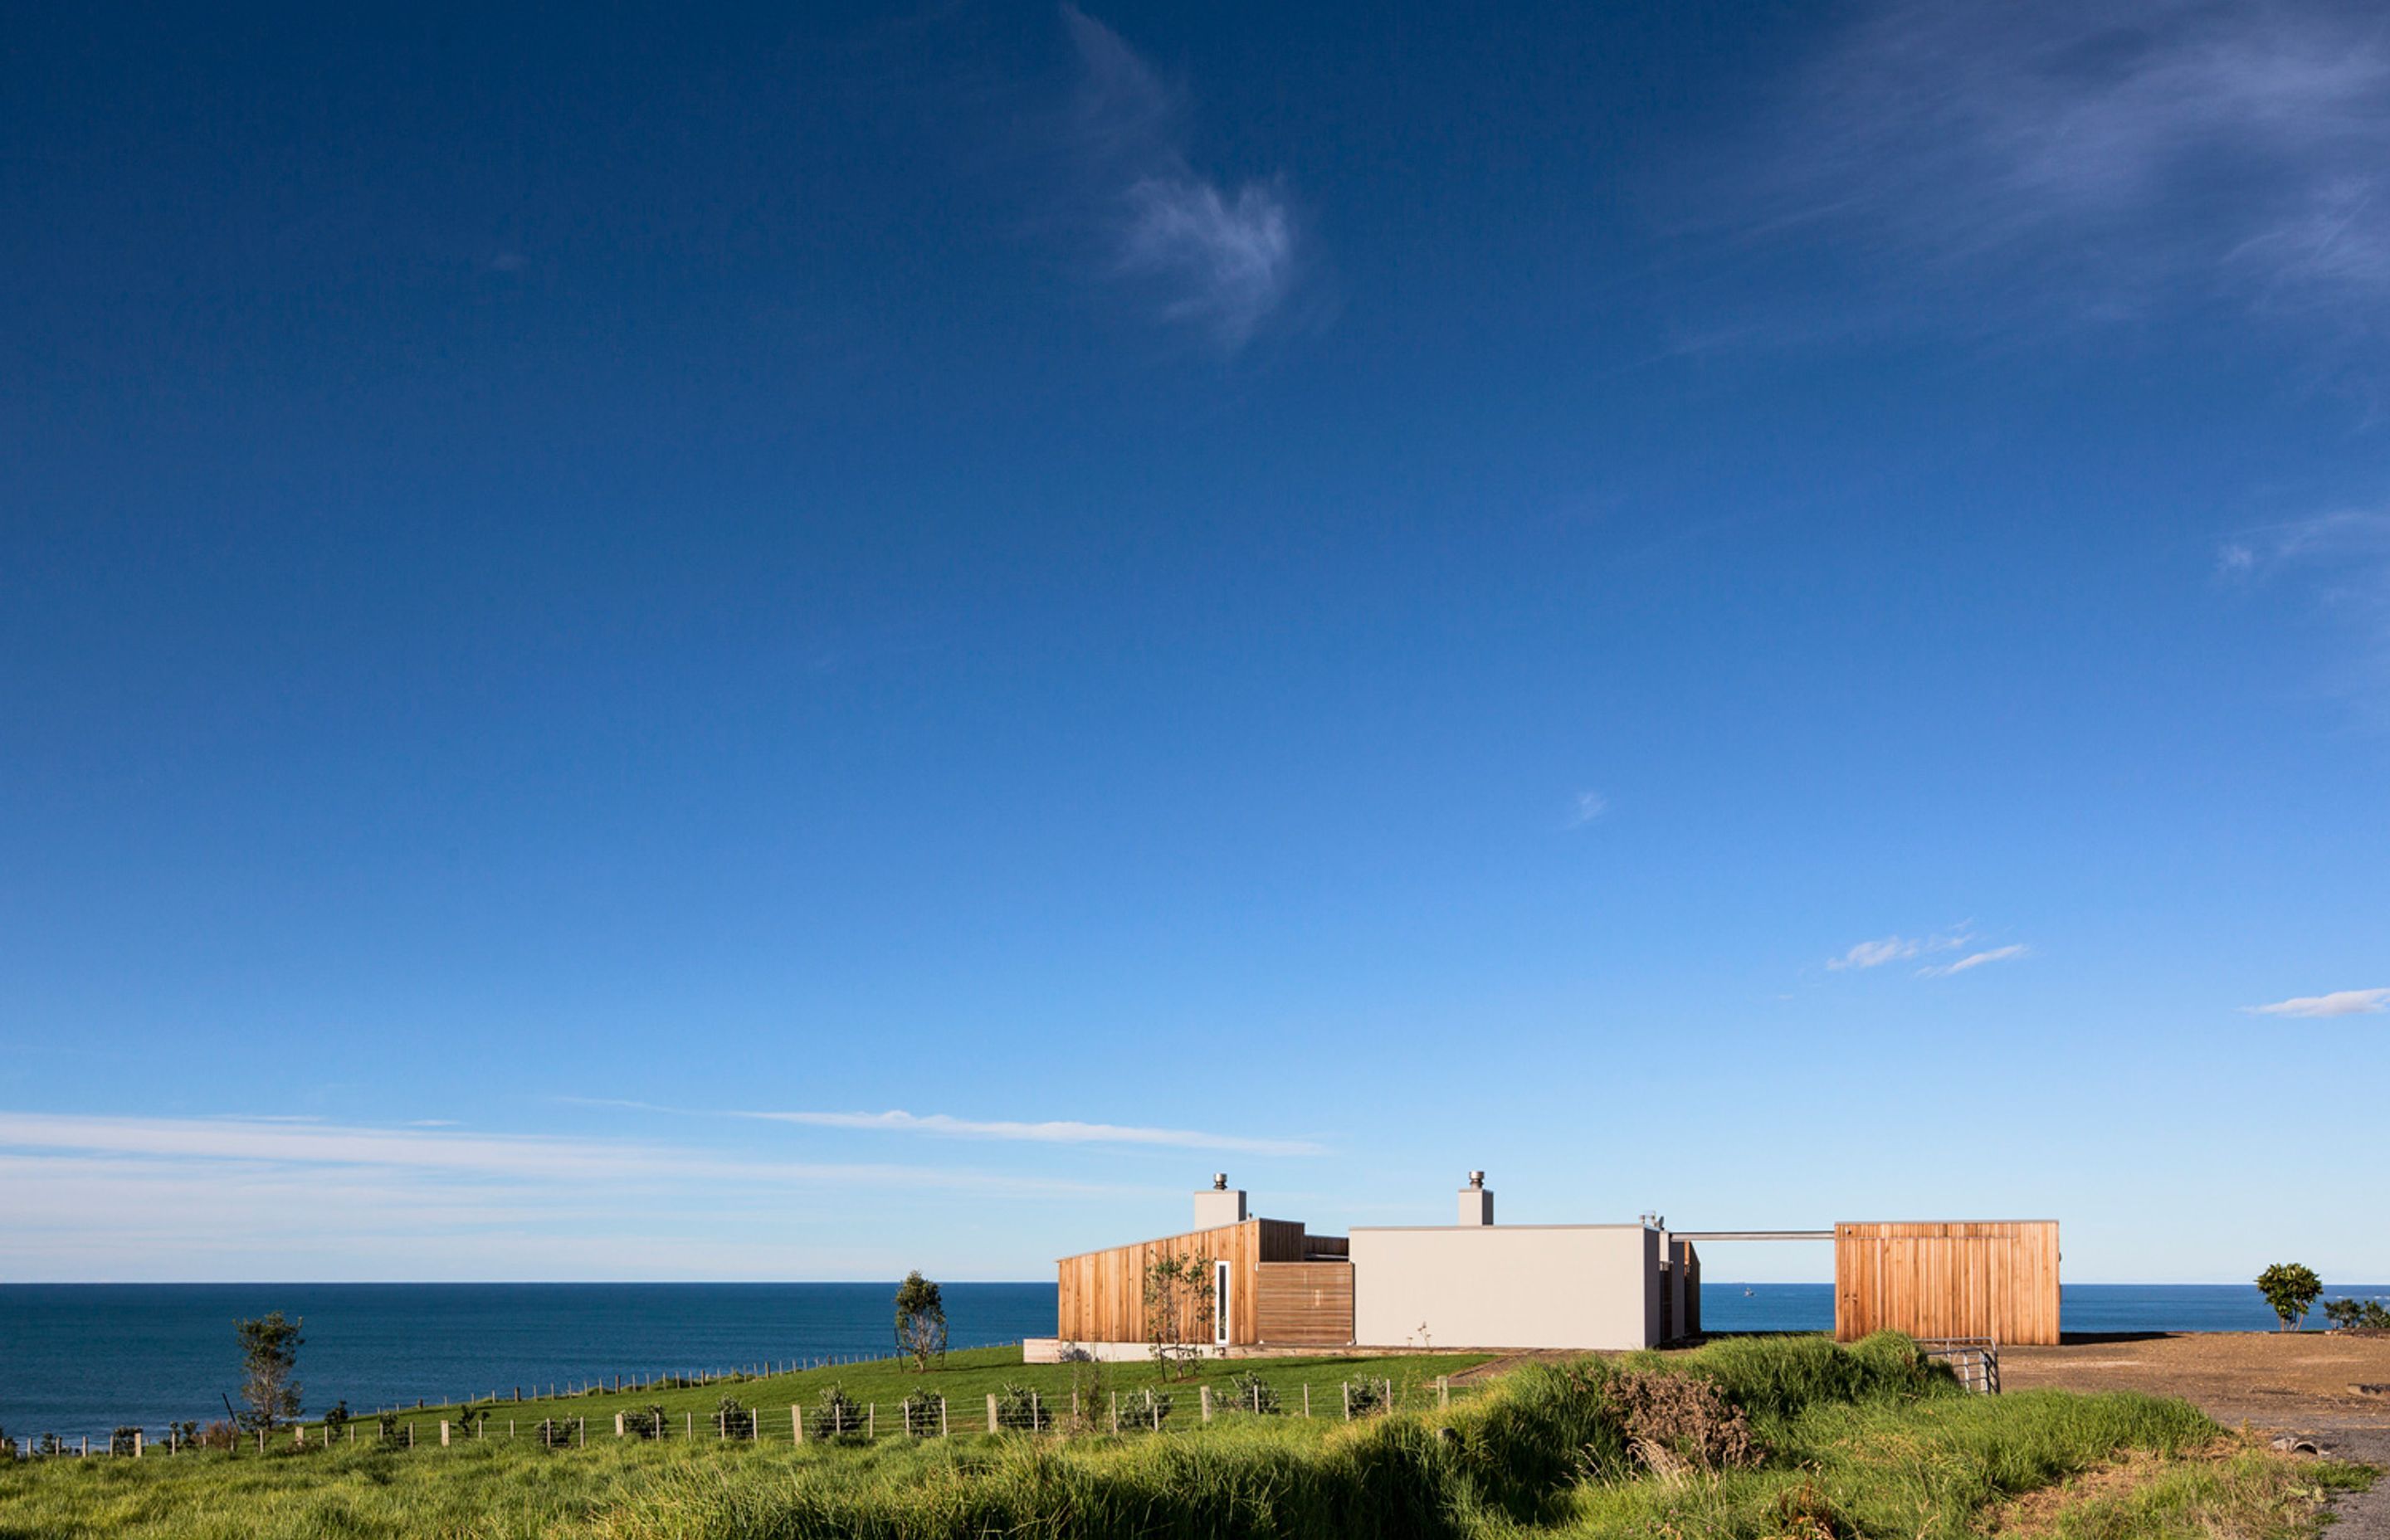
941 1398 949 1438
792 1406 803 1444
1439 1376 1449 1409
867 1404 875 1440
440 1421 451 1447
1200 1386 1212 1422
133 1431 143 1459
987 1394 999 1434
1342 1384 1351 1421
614 1413 625 1438
1110 1391 1119 1434
1302 1383 1310 1417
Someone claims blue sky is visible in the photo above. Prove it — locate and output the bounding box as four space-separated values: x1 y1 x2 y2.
3 0 2386 1287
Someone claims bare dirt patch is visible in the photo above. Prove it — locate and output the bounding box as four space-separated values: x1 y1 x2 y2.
2001 1333 2390 1428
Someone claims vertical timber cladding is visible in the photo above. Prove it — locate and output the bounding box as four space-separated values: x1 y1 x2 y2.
1055 1218 1307 1345
1833 1221 2061 1345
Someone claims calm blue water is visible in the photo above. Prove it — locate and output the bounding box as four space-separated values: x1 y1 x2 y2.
0 1283 1056 1443
8 1281 2389 1442
1700 1282 2390 1335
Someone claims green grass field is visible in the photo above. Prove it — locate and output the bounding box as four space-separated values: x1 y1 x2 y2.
0 1338 2369 1540
290 1344 1495 1445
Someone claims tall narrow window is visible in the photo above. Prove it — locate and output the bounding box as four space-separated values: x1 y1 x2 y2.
1214 1259 1232 1346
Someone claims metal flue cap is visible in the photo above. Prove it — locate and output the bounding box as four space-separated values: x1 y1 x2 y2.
1212 1172 1228 1191
1467 1170 1485 1188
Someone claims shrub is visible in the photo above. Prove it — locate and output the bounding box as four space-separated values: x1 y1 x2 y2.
715 1394 754 1439
1118 1385 1174 1430
1342 1376 1387 1416
623 1404 668 1440
196 1420 237 1451
374 1412 402 1445
995 1382 1051 1432
1603 1368 1760 1472
537 1416 578 1450
813 1383 866 1440
2324 1298 2390 1333
901 1387 946 1436
1222 1371 1280 1416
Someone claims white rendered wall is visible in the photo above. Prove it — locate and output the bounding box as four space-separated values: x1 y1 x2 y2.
1349 1225 1658 1351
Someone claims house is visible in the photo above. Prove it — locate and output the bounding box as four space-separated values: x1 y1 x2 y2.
1027 1172 1700 1361
1024 1174 2061 1362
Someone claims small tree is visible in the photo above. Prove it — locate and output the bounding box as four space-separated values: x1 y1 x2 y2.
232 1312 305 1432
1142 1253 1217 1380
2256 1264 2324 1331
895 1270 949 1372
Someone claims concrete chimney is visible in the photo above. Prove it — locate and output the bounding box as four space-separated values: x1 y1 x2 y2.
1193 1173 1246 1230
1458 1170 1493 1226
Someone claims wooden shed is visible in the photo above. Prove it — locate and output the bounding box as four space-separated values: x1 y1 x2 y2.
1833 1221 2061 1345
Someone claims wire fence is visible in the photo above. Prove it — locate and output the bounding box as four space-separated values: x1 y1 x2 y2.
0 1339 1037 1459
3 1371 1470 1460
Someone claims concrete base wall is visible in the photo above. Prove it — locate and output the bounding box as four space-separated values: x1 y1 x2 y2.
1025 1338 1235 1364
1349 1224 1659 1351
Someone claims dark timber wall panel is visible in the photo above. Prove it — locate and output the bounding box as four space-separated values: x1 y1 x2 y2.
1833 1221 2060 1345
1255 1262 1354 1345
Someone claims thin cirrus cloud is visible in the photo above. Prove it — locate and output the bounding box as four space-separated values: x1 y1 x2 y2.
0 1111 1119 1192
1732 0 2390 332
1061 5 1310 351
1915 944 2029 979
1564 789 1609 828
2217 509 2390 708
578 1099 1324 1157
2242 987 2390 1017
1826 930 1969 971
0 1111 1138 1279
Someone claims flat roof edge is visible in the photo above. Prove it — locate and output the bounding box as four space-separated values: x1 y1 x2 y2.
1349 1222 1651 1233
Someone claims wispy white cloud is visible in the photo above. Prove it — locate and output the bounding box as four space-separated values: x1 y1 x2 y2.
1826 929 1971 971
1739 0 2390 331
1565 789 1609 828
0 1112 1119 1193
1917 944 2030 978
576 1099 1324 1157
2243 987 2390 1017
0 1111 1138 1279
1061 5 1310 350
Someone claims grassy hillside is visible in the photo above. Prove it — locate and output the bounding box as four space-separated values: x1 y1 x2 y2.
0 1338 2367 1540
294 1343 1490 1444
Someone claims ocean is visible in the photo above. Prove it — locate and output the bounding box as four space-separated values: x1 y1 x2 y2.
3 1280 2384 1442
